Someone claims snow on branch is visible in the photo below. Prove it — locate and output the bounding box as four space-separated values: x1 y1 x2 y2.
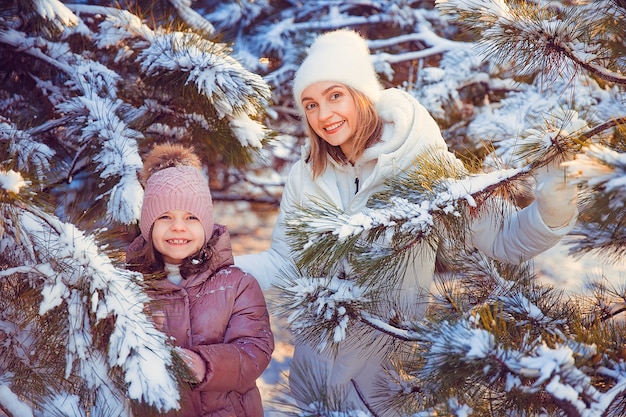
138 31 270 119
369 25 473 66
286 151 525 280
95 9 271 148
435 0 626 85
56 93 143 225
84 6 156 46
0 196 180 413
0 28 75 74
83 5 268 119
276 273 372 352
0 169 28 194
565 143 626 195
0 382 33 417
412 311 626 416
30 0 80 30
0 120 56 180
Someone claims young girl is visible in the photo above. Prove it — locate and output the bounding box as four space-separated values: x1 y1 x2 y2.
235 30 578 414
126 144 274 417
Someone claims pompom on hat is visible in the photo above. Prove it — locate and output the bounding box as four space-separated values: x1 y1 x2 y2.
139 144 214 244
292 29 382 113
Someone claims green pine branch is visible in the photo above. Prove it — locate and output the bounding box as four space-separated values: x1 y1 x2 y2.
286 148 532 289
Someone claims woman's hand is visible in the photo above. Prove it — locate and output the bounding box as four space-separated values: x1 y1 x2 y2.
534 159 579 228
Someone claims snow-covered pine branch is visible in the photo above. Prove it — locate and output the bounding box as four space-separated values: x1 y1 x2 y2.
0 119 55 180
84 5 271 147
274 272 373 353
435 0 626 85
137 31 270 121
0 171 181 415
562 143 626 261
56 94 144 225
513 108 588 165
391 271 626 416
286 150 527 285
120 8 272 152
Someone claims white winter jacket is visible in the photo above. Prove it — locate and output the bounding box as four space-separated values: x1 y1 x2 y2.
235 88 576 414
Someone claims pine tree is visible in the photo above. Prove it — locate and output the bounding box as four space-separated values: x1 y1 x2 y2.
0 171 184 416
1 0 272 230
3 0 626 415
272 1 626 416
0 0 271 415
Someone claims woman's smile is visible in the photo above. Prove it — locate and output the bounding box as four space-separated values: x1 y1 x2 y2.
302 82 358 159
324 120 345 132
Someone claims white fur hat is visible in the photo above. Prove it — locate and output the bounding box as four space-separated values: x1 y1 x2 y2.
292 30 382 113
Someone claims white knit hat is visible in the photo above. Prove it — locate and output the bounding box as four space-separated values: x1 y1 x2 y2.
292 30 382 113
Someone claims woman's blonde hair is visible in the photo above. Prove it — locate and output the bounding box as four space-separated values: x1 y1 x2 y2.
306 86 383 178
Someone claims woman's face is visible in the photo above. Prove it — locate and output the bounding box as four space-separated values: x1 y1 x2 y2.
151 210 204 264
301 82 359 161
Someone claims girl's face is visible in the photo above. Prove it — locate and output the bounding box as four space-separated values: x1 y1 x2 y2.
301 82 358 161
151 210 205 264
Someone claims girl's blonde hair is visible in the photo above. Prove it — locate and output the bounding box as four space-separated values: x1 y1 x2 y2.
306 86 383 178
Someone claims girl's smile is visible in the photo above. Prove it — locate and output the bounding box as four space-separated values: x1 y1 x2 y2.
152 210 205 264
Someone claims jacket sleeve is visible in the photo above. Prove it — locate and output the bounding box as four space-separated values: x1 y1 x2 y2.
468 199 577 264
190 274 274 392
234 161 303 290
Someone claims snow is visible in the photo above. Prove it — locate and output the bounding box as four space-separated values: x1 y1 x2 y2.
230 113 267 148
0 170 27 194
34 0 79 27
435 0 510 19
465 329 494 359
282 275 369 349
0 384 33 417
0 122 55 177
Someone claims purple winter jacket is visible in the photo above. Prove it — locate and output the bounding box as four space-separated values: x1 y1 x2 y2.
127 224 274 417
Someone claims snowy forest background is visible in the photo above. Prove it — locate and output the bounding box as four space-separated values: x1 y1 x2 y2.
1 0 626 416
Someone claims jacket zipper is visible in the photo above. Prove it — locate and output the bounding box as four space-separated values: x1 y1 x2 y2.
355 177 359 194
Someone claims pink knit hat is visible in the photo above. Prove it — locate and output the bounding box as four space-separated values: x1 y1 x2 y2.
139 165 214 244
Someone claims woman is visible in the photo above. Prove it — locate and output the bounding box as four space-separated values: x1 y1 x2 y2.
127 143 274 417
235 30 578 414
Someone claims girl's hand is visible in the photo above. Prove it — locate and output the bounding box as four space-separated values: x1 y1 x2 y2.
150 309 166 332
176 347 207 383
